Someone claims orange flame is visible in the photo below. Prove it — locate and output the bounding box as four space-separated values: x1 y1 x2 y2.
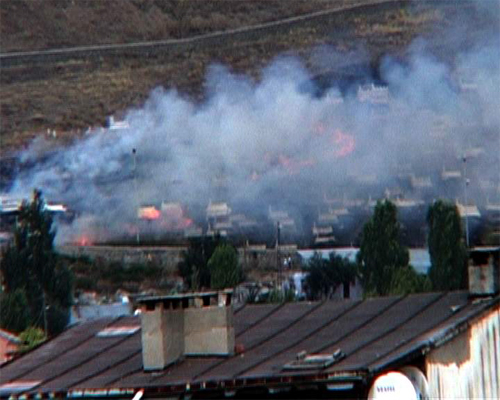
76 235 93 246
331 129 355 158
278 155 315 175
138 206 161 220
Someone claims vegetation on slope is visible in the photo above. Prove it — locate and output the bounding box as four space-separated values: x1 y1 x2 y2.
1 0 474 153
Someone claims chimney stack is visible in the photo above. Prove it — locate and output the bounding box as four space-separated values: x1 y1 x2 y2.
139 290 234 371
468 247 500 297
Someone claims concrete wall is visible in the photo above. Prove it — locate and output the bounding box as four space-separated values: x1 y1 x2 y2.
426 306 500 399
58 245 300 276
59 245 185 271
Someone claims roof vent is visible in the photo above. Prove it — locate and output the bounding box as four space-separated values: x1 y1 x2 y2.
283 349 345 371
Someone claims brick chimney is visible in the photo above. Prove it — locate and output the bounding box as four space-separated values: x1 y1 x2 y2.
468 247 500 297
138 290 234 371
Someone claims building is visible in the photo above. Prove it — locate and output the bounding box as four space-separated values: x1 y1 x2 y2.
1 265 498 400
0 329 21 365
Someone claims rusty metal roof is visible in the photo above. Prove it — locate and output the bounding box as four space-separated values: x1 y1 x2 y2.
0 292 498 399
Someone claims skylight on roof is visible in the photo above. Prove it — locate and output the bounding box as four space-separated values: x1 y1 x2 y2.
283 349 345 371
97 326 140 338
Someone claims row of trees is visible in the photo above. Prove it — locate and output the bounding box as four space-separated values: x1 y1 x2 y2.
305 199 467 299
358 199 467 296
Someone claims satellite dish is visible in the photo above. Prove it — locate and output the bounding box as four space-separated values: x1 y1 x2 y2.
400 366 430 400
368 371 418 400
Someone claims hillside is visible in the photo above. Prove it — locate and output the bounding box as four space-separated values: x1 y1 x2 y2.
1 0 359 52
0 0 492 154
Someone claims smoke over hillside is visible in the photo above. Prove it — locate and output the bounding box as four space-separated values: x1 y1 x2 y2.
6 3 500 245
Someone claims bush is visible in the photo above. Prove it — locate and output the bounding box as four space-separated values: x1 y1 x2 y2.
18 327 46 353
266 288 296 304
389 265 432 295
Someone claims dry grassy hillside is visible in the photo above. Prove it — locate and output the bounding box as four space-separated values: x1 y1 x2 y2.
0 0 356 52
0 0 485 154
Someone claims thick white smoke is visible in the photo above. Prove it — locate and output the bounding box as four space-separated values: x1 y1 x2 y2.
6 5 499 245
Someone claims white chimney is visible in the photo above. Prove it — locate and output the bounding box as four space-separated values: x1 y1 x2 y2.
139 291 234 371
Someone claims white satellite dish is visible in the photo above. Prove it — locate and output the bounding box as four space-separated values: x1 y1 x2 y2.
400 366 430 400
368 371 418 400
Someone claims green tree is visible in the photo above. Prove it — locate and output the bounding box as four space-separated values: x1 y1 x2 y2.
0 190 73 335
357 200 409 296
178 235 223 290
427 200 467 290
208 244 242 290
389 265 431 295
304 252 357 300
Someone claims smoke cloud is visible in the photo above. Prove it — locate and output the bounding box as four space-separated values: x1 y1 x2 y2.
6 5 499 245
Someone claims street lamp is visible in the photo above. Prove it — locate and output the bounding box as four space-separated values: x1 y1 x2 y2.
462 155 470 248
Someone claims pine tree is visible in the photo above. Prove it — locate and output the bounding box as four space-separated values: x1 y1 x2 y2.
427 200 467 290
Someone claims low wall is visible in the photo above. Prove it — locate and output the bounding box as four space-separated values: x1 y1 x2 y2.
57 245 302 277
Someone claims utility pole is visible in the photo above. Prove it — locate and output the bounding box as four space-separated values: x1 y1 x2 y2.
276 221 281 290
462 155 470 248
133 148 140 245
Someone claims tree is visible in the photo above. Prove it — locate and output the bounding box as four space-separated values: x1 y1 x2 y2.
304 252 357 300
389 265 431 295
357 200 409 296
427 200 467 290
0 190 73 335
0 289 31 333
208 244 242 290
178 235 223 290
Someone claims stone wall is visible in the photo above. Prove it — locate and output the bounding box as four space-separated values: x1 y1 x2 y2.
58 244 302 278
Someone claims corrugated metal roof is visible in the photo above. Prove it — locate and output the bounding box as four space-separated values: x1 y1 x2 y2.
0 292 498 399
